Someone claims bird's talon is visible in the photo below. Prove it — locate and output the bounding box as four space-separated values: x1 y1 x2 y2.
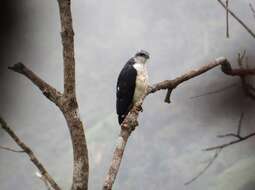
136 105 143 112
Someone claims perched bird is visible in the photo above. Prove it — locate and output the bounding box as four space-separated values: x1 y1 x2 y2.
116 50 150 125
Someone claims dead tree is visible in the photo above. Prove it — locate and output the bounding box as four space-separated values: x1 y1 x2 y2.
1 1 255 190
5 0 89 189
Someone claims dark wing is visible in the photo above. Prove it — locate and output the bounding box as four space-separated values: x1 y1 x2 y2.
116 58 137 124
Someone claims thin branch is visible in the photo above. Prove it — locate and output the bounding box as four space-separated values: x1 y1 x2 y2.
226 0 229 38
236 51 255 100
0 117 61 190
187 112 245 185
0 145 25 153
237 112 244 135
241 77 255 100
190 83 238 99
237 50 246 68
8 62 62 106
185 149 222 185
204 112 255 151
216 0 255 38
149 57 229 103
204 132 255 151
249 3 255 19
217 133 242 140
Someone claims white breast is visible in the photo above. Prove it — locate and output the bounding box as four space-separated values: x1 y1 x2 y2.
133 62 149 103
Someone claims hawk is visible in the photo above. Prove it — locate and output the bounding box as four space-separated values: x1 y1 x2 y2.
116 50 150 124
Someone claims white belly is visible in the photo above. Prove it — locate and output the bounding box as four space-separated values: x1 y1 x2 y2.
133 63 149 103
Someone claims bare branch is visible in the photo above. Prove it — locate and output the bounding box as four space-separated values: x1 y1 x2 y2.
9 1 90 189
241 77 255 100
187 112 246 185
8 62 62 106
0 117 61 190
236 51 255 100
216 0 255 38
204 133 255 151
204 113 255 151
217 133 242 140
237 50 246 68
237 112 244 135
57 0 76 97
249 3 255 19
0 145 25 153
185 149 222 185
190 83 238 99
226 0 229 38
149 57 229 103
103 57 235 189
103 99 143 190
56 0 89 189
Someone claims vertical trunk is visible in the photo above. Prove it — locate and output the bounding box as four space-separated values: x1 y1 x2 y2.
63 101 89 190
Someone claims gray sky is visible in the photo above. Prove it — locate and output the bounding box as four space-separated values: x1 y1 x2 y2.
1 0 255 190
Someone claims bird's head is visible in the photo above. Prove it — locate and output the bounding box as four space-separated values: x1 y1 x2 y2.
134 50 150 64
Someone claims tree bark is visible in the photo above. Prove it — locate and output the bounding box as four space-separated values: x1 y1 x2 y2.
9 0 89 189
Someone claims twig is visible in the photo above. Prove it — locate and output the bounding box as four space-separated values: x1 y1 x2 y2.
237 112 244 135
0 145 25 153
217 0 255 38
226 0 229 38
0 117 61 190
187 112 246 185
241 77 255 100
150 57 229 103
249 3 255 19
204 112 255 151
236 51 255 100
204 133 255 151
217 133 242 139
190 83 238 99
185 149 222 185
237 50 246 68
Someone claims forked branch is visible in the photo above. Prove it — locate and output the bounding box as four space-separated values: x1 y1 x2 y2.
8 0 89 189
0 117 61 190
103 57 243 190
8 62 62 106
216 0 255 38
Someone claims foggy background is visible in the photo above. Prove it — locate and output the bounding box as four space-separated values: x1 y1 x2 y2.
1 0 255 189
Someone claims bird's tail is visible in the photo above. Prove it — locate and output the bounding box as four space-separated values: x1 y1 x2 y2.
118 114 126 125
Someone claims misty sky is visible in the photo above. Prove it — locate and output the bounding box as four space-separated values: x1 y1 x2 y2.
1 0 255 190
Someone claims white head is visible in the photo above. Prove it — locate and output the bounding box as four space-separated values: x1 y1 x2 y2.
134 50 150 64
